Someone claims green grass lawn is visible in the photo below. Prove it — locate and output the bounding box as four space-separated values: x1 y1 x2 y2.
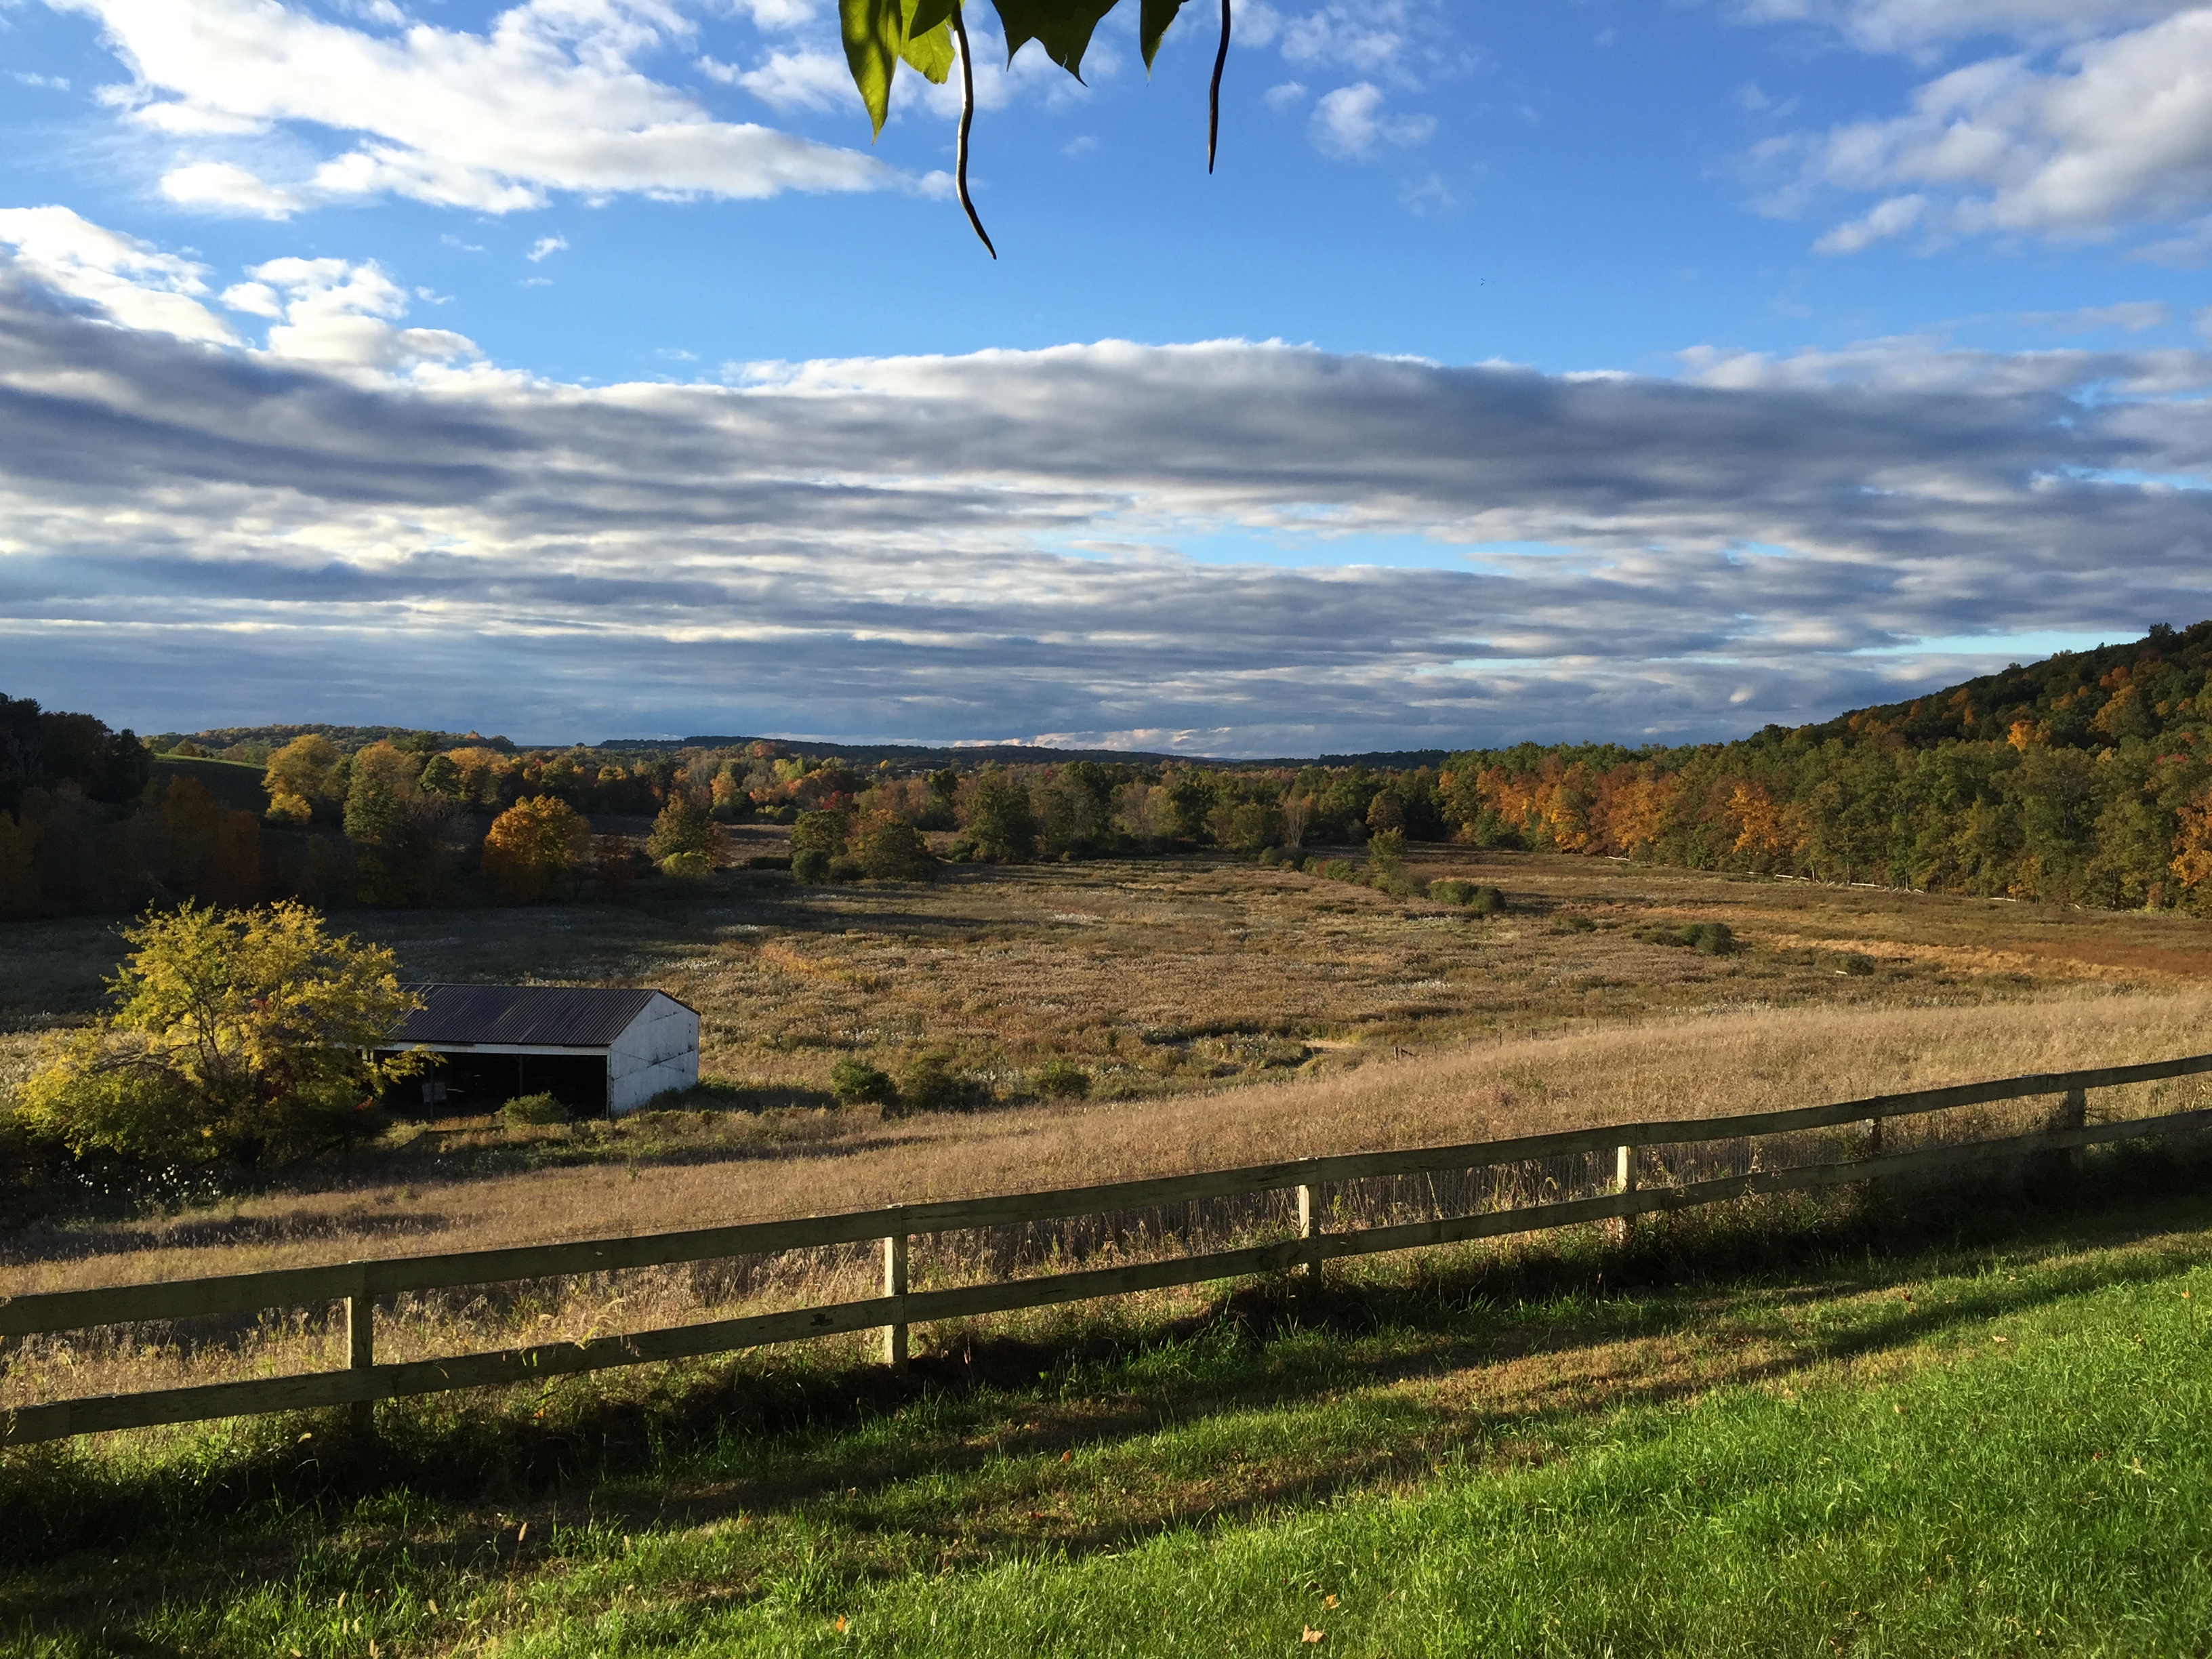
9 1162 2212 1656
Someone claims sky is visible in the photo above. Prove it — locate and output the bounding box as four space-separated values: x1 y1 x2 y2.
1 0 2209 754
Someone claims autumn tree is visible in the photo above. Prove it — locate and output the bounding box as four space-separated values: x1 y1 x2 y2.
644 790 718 879
481 795 592 901
14 902 421 1167
263 733 342 825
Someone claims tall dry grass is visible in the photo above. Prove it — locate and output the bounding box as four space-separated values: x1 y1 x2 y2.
6 987 2211 1417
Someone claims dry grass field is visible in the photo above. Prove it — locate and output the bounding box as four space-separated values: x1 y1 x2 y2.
7 838 2212 1420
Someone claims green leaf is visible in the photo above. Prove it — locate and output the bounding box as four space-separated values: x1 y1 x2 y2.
906 0 960 37
988 0 1121 77
840 0 905 136
1140 0 1192 71
900 16 956 84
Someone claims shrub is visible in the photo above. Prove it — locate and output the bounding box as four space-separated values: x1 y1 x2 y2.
791 847 833 883
1841 950 1877 976
830 1056 898 1107
499 1092 569 1126
1367 827 1406 874
1469 885 1505 915
855 815 934 880
1658 921 1736 954
1554 913 1597 933
657 850 714 882
899 1052 970 1114
1035 1057 1092 1099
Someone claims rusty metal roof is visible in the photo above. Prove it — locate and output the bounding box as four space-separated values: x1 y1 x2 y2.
388 984 673 1049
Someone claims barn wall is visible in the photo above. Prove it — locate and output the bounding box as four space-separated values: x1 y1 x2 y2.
607 994 700 1115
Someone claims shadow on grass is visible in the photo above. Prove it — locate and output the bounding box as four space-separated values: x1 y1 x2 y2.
5 1141 2211 1629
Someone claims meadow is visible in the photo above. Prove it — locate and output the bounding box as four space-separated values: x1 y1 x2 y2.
6 846 2212 1654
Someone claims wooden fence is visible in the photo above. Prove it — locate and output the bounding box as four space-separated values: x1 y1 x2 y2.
6 1052 2212 1448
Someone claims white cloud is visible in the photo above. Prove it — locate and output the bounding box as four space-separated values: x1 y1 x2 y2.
1779 7 2212 247
1311 82 1435 158
160 159 304 217
54 0 906 214
1814 191 1926 252
706 45 853 113
218 279 281 316
0 204 236 342
1736 0 2199 55
2023 299 2170 331
245 255 480 367
1263 80 1309 112
527 234 569 262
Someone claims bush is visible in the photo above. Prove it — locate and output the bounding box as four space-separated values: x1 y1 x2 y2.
830 1056 898 1107
791 847 833 884
855 815 934 881
1429 879 1506 913
1683 921 1736 954
1644 920 1737 954
899 1052 971 1114
1553 913 1597 933
1841 950 1877 976
499 1092 569 1126
1035 1057 1092 1099
657 851 714 882
1367 827 1406 875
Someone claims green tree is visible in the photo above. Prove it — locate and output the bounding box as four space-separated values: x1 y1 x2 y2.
960 767 1036 862
15 902 421 1167
648 792 718 863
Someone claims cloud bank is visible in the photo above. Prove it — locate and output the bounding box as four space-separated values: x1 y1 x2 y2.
3 216 2209 752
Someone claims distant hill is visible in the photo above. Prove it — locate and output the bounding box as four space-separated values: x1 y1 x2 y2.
1440 619 2212 910
613 735 1453 771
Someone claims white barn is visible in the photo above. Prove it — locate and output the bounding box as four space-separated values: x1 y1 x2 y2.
384 985 700 1118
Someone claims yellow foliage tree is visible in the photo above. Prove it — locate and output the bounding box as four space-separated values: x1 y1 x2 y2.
481 795 590 902
262 734 341 821
14 902 420 1166
2172 789 2212 899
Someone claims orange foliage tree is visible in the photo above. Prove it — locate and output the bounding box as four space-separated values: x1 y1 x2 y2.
480 795 590 903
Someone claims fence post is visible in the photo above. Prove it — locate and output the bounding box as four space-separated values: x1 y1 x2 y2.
1296 1184 1321 1282
345 1277 374 1435
1608 1141 1635 1244
1864 1116 1883 1158
882 1227 909 1372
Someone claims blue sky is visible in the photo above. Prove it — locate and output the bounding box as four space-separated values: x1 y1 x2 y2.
1 0 2209 751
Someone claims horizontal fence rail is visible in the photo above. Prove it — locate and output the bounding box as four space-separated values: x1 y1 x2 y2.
5 1052 2211 1446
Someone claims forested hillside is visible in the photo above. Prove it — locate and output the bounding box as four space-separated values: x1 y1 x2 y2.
5 621 2210 918
1439 620 2212 909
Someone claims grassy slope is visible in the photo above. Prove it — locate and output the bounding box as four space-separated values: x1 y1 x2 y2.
148 755 268 815
9 1164 2212 1657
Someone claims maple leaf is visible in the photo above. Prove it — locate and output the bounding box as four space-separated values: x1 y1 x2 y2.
1302 1629 1326 1644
